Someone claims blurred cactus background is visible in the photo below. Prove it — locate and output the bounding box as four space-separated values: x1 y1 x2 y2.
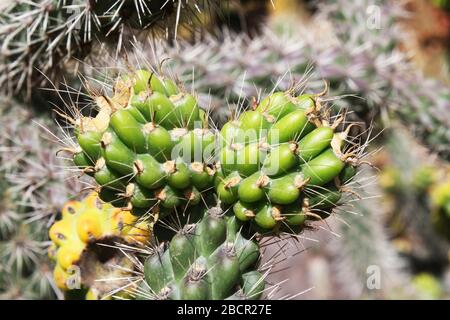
0 0 449 300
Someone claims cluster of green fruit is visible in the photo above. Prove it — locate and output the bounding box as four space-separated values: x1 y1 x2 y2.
71 70 215 217
215 92 357 234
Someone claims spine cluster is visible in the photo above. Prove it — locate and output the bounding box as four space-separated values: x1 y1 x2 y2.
0 0 218 98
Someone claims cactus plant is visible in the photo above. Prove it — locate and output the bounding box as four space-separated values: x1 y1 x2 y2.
48 192 151 299
328 199 410 298
0 96 81 227
0 0 220 99
375 125 450 274
0 178 57 299
52 66 372 299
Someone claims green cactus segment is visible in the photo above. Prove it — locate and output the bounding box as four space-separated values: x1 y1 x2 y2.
142 207 263 300
216 91 356 233
72 70 215 216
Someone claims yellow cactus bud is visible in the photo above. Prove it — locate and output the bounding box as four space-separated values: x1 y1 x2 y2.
125 221 151 245
61 200 84 219
49 220 72 246
56 245 84 270
49 192 152 298
111 209 138 234
53 265 69 290
76 209 103 243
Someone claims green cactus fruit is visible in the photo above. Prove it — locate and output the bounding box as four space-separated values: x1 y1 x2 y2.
140 206 264 300
216 90 360 234
70 70 216 218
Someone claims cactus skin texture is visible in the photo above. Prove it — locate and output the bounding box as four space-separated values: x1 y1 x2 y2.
0 0 219 98
215 90 359 234
0 181 56 299
140 206 264 300
0 207 55 299
69 70 216 218
48 192 150 298
0 96 81 226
